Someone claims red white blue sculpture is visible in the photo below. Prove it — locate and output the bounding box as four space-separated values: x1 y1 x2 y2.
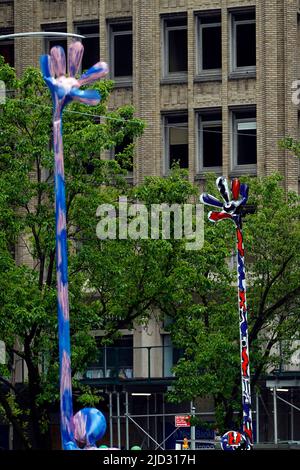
200 177 253 451
221 430 249 451
40 42 109 450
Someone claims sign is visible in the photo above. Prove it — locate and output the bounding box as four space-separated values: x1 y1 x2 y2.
175 415 190 428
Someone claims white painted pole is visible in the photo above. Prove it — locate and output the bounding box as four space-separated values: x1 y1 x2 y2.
0 32 85 41
256 392 260 443
273 388 278 444
190 402 196 450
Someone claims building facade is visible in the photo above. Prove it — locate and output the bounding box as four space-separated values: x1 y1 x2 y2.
1 0 300 448
0 0 300 190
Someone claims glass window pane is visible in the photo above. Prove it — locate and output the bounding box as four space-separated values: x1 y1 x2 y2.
168 29 187 73
166 18 187 28
237 126 257 165
82 36 100 71
0 43 14 67
203 125 222 167
112 23 132 32
202 26 221 70
114 33 133 77
48 39 67 55
79 25 99 36
166 116 188 169
236 22 256 67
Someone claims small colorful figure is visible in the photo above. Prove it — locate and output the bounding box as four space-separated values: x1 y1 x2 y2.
221 431 251 451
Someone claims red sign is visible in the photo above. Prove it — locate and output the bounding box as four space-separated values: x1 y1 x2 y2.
175 415 191 427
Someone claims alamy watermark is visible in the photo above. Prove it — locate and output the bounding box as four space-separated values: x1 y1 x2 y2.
0 80 6 104
96 197 204 251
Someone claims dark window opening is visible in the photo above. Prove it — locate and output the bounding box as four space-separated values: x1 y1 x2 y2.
111 23 133 78
234 109 257 166
199 14 221 71
0 42 14 67
199 112 222 168
166 115 188 169
165 18 187 74
233 11 256 69
77 24 100 71
202 127 222 167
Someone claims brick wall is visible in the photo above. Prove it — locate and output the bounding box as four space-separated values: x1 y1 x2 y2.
1 0 299 188
3 0 298 190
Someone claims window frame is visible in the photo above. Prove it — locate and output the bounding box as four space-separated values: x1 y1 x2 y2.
197 14 222 77
42 23 68 55
162 16 188 81
197 112 222 173
163 113 188 174
230 10 256 74
231 108 257 173
109 21 133 84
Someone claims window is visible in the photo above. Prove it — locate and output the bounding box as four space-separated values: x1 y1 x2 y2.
0 35 14 67
42 24 68 55
164 114 188 171
163 17 187 78
231 10 256 72
198 111 222 170
232 108 257 169
0 28 14 67
110 22 133 80
86 335 133 379
198 13 221 73
76 24 100 71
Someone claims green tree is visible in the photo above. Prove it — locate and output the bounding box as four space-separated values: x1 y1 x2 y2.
166 174 300 432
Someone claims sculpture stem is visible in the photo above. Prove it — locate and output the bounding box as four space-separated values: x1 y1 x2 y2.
236 225 253 446
53 109 74 449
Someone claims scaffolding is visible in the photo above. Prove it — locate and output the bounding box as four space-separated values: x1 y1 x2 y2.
107 391 216 450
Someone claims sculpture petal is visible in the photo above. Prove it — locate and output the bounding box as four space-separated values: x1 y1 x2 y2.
79 62 108 86
217 176 231 204
70 88 101 106
68 42 84 77
231 178 241 201
50 46 66 77
40 54 53 78
200 193 223 208
240 183 249 205
208 211 233 223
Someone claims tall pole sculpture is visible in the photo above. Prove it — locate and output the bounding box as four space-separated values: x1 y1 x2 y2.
41 43 109 450
200 177 253 451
